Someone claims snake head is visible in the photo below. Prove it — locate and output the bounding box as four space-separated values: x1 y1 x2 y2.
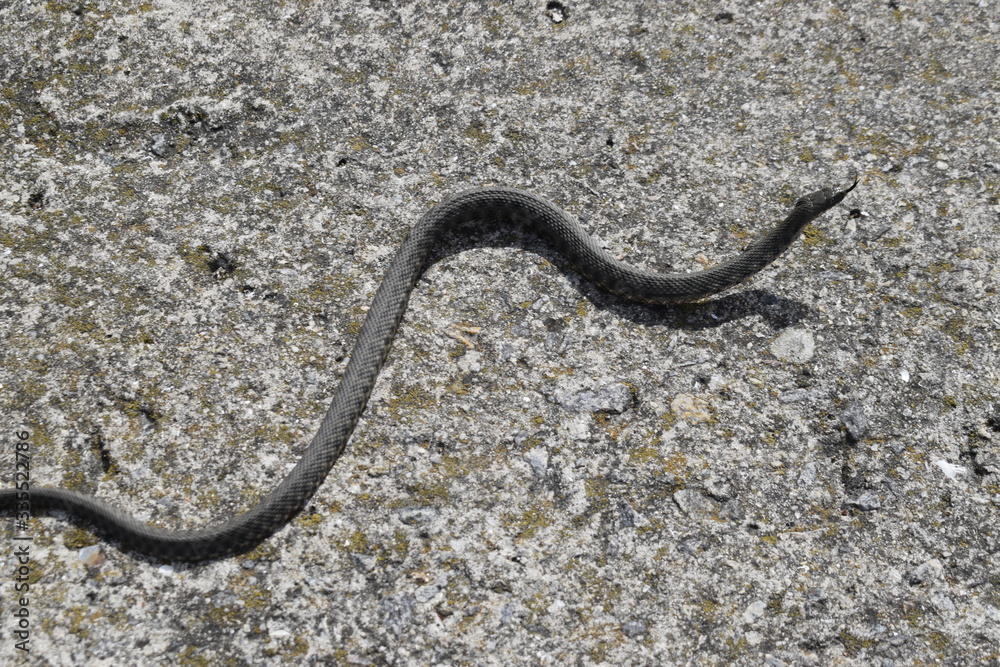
795 178 859 214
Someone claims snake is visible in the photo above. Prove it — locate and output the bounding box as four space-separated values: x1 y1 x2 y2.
1 180 857 561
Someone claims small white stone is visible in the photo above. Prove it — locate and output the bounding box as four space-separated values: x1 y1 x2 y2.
742 600 766 623
78 546 104 567
770 329 815 363
935 460 966 480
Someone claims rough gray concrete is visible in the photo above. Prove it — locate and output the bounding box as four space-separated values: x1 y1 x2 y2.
1 1 998 665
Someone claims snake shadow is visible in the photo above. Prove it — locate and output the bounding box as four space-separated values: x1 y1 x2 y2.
423 219 816 332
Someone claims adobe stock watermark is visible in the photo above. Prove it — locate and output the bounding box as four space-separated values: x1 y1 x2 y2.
9 430 32 653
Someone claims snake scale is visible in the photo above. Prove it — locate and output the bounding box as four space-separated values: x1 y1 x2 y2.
1 181 857 560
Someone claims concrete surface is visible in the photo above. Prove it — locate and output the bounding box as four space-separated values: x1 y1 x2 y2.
1 0 998 664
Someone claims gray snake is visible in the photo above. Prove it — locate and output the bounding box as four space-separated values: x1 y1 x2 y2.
1 181 857 560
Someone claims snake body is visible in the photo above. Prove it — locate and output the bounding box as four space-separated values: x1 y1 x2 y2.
1 182 856 560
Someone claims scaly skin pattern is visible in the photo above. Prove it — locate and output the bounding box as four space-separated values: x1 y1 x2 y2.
0 180 857 561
